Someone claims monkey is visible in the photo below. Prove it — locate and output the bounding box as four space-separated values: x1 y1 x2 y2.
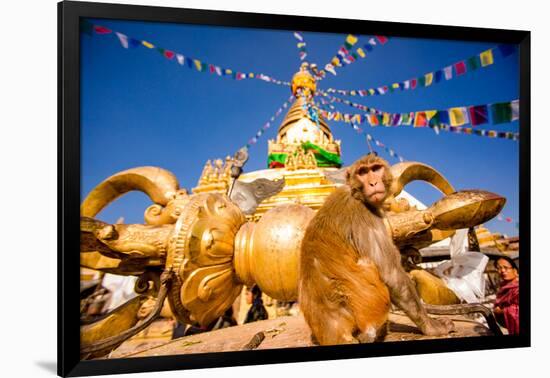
299 154 455 345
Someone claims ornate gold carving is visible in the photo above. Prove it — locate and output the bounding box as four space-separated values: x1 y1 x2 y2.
193 157 235 194
285 146 318 170
166 193 246 326
144 189 191 225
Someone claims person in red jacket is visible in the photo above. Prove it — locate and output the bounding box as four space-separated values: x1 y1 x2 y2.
493 256 519 335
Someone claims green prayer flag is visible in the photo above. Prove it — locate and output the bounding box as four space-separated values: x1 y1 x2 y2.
418 76 426 87
491 102 512 124
467 56 481 71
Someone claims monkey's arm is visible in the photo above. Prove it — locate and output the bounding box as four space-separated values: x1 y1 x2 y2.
353 223 454 336
377 249 454 336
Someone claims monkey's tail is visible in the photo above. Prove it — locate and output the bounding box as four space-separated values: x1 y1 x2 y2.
423 303 503 336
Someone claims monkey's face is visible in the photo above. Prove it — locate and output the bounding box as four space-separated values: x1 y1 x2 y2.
355 163 387 206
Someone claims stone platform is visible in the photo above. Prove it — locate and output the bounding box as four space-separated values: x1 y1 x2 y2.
107 312 492 359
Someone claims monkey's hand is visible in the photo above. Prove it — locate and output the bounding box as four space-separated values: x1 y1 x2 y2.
422 317 455 336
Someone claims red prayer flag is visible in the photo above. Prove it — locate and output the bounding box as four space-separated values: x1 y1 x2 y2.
411 79 417 89
163 50 175 60
375 35 388 44
209 64 215 73
93 25 112 35
506 217 512 222
454 61 467 75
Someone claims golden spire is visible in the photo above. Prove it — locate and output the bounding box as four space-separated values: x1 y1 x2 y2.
291 62 317 96
267 63 341 167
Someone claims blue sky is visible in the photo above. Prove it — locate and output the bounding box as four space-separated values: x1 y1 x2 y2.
80 19 519 236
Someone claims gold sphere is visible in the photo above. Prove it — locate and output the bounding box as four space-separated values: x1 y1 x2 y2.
234 203 314 301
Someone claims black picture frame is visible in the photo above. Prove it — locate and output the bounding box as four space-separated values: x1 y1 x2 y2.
58 1 531 376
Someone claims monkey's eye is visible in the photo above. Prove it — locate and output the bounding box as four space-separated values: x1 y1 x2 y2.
357 166 369 175
371 164 383 172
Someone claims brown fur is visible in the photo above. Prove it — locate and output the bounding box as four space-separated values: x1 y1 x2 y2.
299 155 454 345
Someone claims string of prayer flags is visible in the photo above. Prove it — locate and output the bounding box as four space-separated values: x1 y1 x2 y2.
243 96 295 150
428 124 519 141
317 97 519 140
293 32 308 61
316 99 405 161
324 44 517 97
319 34 389 78
84 22 291 87
316 90 385 115
367 134 405 162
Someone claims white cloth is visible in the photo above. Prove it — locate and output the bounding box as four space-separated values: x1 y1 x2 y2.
433 229 488 303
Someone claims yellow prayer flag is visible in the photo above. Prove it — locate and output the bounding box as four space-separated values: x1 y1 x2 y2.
142 40 154 49
357 48 366 58
425 72 434 86
480 49 494 67
193 59 202 71
392 83 400 89
382 113 390 125
346 34 358 45
331 57 340 66
225 69 233 75
248 73 254 78
449 107 467 126
368 89 376 95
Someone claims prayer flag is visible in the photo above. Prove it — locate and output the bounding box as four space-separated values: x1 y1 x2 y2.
93 25 112 35
363 44 373 52
491 102 513 124
375 35 388 44
480 49 494 66
467 56 481 71
434 70 443 83
382 113 390 126
444 66 453 80
115 32 129 48
454 61 466 75
411 78 417 89
142 40 155 49
193 59 202 71
294 32 303 41
357 48 366 58
403 80 410 89
468 105 489 126
414 112 427 127
418 76 426 87
449 107 469 126
424 72 434 86
176 54 185 65
368 38 377 45
164 50 175 60
128 38 141 48
324 63 336 75
346 34 358 45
